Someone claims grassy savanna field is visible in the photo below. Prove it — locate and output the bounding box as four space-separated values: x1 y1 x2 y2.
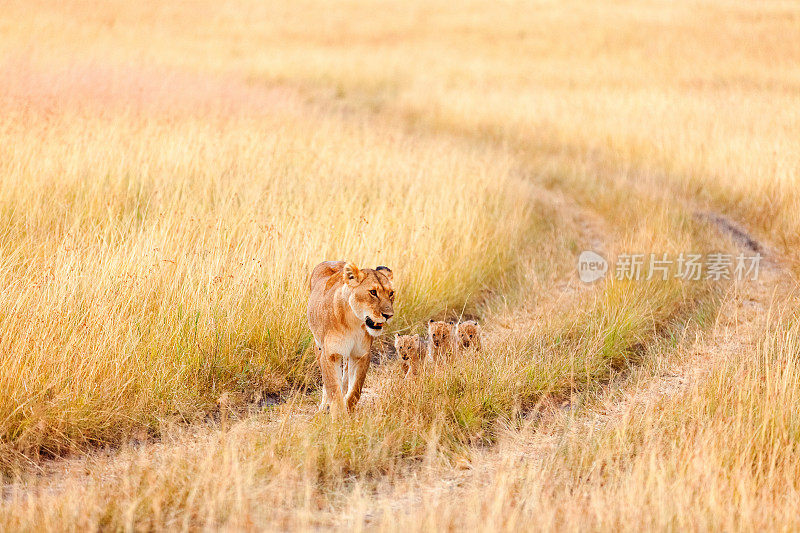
0 0 799 530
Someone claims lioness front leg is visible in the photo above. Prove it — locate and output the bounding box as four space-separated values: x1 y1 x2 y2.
345 351 370 413
318 384 329 413
320 345 347 418
340 357 349 398
315 345 330 413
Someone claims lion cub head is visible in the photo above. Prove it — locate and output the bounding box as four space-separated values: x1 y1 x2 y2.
395 334 424 378
427 320 455 360
343 263 395 337
456 320 482 351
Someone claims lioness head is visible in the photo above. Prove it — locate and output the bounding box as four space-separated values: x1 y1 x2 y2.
343 262 394 337
427 320 454 350
456 320 482 350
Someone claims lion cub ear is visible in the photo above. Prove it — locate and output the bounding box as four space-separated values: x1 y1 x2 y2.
375 265 393 280
343 262 364 286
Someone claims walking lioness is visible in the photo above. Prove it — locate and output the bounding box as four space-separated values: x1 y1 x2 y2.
307 261 394 417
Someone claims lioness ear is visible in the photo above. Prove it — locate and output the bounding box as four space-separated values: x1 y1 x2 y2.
343 262 364 286
375 265 392 280
394 334 400 347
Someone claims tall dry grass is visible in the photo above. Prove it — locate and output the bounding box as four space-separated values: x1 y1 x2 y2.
0 62 725 528
0 61 543 464
358 306 800 532
0 271 720 530
0 53 725 471
0 0 798 530
8 0 794 264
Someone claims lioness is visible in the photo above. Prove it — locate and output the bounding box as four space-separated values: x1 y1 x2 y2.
308 261 394 417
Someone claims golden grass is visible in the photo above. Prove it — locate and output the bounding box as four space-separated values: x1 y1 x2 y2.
0 275 719 530
361 308 800 532
0 0 798 530
0 60 551 464
9 0 793 263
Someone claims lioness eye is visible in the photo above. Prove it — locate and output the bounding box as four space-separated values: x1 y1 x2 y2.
369 289 377 297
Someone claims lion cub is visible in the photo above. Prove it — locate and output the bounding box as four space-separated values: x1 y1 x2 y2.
427 320 455 361
394 334 424 378
455 320 482 352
